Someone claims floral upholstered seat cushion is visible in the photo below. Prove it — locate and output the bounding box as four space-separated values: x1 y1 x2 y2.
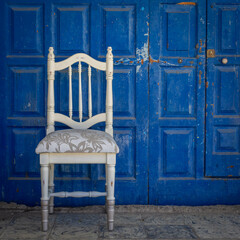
35 129 119 154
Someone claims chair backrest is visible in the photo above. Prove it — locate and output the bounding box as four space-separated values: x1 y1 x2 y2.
46 47 113 136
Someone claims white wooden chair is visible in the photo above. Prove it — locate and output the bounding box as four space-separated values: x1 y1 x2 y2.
35 47 118 232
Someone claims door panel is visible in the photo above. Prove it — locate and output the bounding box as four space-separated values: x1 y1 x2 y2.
206 0 240 177
160 4 197 57
149 0 206 204
0 0 148 205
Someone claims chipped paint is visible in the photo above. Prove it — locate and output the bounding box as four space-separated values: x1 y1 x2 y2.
149 56 159 64
177 2 196 5
136 42 148 63
114 42 149 72
199 70 202 85
114 58 133 65
200 17 205 24
149 56 177 66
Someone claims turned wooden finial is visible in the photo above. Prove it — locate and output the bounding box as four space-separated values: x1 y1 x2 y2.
106 47 113 75
48 47 55 61
49 47 54 54
107 47 113 57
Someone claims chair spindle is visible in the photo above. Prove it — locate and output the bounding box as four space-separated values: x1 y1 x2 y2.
69 66 73 119
88 65 92 118
78 61 82 122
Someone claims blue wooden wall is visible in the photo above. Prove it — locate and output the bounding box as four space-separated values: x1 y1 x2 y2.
0 0 240 206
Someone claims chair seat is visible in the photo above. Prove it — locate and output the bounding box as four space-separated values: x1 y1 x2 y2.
36 129 119 154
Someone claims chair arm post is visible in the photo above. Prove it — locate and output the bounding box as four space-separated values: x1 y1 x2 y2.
105 47 113 136
47 47 55 135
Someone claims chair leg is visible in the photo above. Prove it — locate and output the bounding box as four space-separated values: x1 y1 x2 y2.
41 163 49 232
106 163 115 231
105 164 108 213
48 164 55 214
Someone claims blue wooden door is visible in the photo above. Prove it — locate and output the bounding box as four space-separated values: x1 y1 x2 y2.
0 0 148 205
1 0 240 206
149 0 240 205
206 0 240 177
149 0 208 204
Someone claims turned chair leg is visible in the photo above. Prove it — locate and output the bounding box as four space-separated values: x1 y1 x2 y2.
49 164 55 214
106 163 115 231
105 164 108 213
41 163 49 232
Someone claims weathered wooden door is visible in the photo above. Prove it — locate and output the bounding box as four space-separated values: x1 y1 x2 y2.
206 0 240 177
1 0 240 206
149 0 207 204
149 0 240 205
0 0 148 205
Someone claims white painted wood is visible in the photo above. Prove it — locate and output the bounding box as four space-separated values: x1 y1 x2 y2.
40 162 49 232
48 152 107 164
106 155 116 202
47 47 55 135
54 113 106 129
69 66 73 119
40 153 49 165
48 164 54 189
50 191 107 198
39 47 117 232
48 164 54 214
88 65 92 118
105 47 113 136
41 164 50 201
78 61 82 122
47 47 113 133
106 153 116 165
55 53 106 71
105 164 108 213
106 157 116 231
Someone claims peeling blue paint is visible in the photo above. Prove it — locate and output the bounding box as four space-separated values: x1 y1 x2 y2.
136 42 148 62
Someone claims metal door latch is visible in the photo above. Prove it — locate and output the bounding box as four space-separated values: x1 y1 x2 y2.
207 49 215 58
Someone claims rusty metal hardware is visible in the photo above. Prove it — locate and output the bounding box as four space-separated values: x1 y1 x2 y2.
222 58 228 64
207 49 215 58
178 58 183 63
177 2 196 5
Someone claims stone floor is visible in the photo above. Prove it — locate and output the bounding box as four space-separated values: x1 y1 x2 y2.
0 203 240 239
